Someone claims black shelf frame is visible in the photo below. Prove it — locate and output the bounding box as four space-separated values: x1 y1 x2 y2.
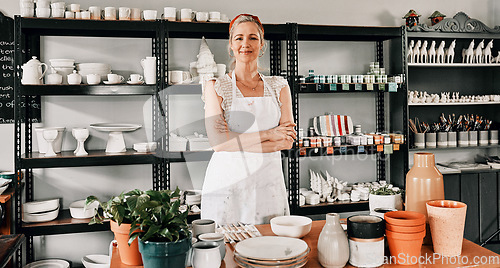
288 23 407 215
13 16 163 265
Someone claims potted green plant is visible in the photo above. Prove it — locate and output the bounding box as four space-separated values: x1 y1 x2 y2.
128 188 191 268
86 189 144 266
368 184 404 214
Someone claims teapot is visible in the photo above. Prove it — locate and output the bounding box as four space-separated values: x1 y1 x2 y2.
21 56 47 85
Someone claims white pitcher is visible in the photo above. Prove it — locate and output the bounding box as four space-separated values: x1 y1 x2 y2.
21 56 48 85
140 56 156 85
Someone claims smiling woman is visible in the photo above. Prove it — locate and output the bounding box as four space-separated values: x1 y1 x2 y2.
201 14 296 226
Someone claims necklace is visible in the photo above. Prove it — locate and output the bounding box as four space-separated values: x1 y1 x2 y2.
237 79 261 91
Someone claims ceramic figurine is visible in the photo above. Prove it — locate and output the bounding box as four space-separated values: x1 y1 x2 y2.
462 39 475 64
494 51 500 63
474 39 485 63
483 40 494 63
445 39 456 63
413 40 422 63
407 40 414 63
420 40 428 63
436 41 446 63
429 11 446 25
195 36 218 84
428 41 436 63
403 9 421 27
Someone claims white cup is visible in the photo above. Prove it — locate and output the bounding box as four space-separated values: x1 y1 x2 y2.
196 12 209 22
69 3 80 12
36 0 50 8
50 2 65 9
128 74 144 83
141 56 156 85
143 10 157 21
104 7 116 20
163 7 176 21
130 8 141 20
221 13 228 22
180 8 193 22
209 11 220 21
89 6 101 20
119 7 131 20
36 7 51 18
51 8 64 18
20 8 35 17
45 73 63 85
216 64 226 78
81 11 90 20
169 71 191 84
65 11 74 19
107 74 124 84
74 11 81 19
86 74 101 85
191 241 221 268
20 2 35 8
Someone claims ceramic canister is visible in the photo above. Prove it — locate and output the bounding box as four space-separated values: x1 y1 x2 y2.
347 215 385 267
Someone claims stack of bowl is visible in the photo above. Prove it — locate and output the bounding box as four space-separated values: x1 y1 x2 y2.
49 59 75 85
20 0 35 17
77 63 112 84
35 0 51 18
22 198 60 223
184 190 201 206
384 211 426 265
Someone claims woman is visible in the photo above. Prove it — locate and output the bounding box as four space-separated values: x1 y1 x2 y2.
201 14 296 225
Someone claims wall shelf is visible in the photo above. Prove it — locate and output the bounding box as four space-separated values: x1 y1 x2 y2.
299 83 400 93
408 63 500 67
409 145 500 151
20 84 156 96
409 102 500 106
297 200 369 215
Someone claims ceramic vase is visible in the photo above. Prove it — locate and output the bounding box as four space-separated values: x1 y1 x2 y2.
317 213 349 268
110 221 143 266
426 200 467 257
405 153 444 217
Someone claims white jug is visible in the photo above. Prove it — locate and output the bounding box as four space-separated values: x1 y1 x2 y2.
140 56 156 85
21 56 48 85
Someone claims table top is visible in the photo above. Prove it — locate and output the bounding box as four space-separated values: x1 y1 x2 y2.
111 220 500 268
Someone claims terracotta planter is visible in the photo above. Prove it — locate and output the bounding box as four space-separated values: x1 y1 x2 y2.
426 200 467 257
386 229 425 265
384 211 426 226
110 220 143 266
386 223 425 233
405 153 444 217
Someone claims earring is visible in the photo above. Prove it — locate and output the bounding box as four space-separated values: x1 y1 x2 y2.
259 50 264 57
229 50 235 58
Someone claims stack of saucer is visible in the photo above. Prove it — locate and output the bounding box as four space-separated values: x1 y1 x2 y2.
22 198 60 223
234 236 310 267
49 59 75 84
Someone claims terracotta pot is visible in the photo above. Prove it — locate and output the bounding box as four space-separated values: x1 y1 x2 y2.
384 211 426 226
110 220 143 266
386 229 425 265
386 223 426 233
426 200 467 257
405 153 444 218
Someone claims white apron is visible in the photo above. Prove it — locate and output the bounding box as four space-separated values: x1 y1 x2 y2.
201 71 290 225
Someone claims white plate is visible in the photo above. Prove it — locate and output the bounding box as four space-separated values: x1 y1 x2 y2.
127 81 144 85
24 259 70 268
90 123 142 132
103 81 122 85
235 236 309 261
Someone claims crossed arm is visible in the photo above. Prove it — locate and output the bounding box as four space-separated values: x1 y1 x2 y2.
204 80 296 153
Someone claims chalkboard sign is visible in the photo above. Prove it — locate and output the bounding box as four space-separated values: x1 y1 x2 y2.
0 12 41 124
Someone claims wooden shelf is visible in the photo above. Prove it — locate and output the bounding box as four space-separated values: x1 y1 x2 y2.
292 143 404 157
408 63 500 67
21 209 109 236
299 82 400 93
0 187 14 204
409 101 500 106
20 150 158 168
298 200 369 215
410 144 500 151
20 84 156 96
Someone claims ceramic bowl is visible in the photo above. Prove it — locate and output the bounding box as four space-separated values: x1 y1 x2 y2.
81 254 110 268
133 142 157 153
22 207 59 223
49 59 75 67
24 259 70 268
23 198 60 214
69 200 98 219
185 190 202 205
270 215 312 238
384 211 426 226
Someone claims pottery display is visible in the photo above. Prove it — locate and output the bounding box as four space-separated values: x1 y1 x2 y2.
35 127 65 154
21 56 48 85
317 213 349 268
89 123 142 153
426 200 467 257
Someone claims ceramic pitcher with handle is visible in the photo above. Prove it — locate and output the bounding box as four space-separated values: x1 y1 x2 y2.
140 56 156 85
21 56 48 85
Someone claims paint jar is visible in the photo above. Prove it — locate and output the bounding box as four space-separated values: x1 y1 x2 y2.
425 133 437 148
414 133 425 148
347 215 385 267
437 132 448 148
458 131 469 147
490 130 499 145
447 132 457 147
479 130 489 146
468 131 478 146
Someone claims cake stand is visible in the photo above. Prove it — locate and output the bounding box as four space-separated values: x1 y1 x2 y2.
90 123 142 153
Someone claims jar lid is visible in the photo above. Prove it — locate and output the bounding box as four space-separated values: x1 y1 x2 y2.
347 215 385 239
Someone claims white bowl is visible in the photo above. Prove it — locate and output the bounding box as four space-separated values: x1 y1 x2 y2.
23 198 60 214
133 142 157 152
49 59 75 68
22 207 59 223
69 200 98 219
77 63 111 70
270 215 312 238
24 259 70 268
82 254 110 268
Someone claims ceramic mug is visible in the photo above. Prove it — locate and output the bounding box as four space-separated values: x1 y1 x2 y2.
69 3 80 12
191 219 216 238
191 241 221 268
107 74 124 84
87 74 101 85
169 70 191 84
89 6 101 20
180 8 193 22
118 7 131 20
104 7 116 20
65 11 74 19
198 233 225 260
143 10 157 21
141 57 156 84
163 7 176 21
35 8 51 18
130 8 141 20
81 11 91 20
209 11 220 21
128 74 144 84
51 8 65 18
50 2 65 9
196 11 209 22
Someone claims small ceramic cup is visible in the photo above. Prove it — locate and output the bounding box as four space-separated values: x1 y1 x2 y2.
163 7 176 21
479 130 489 146
143 10 157 21
437 132 448 148
447 132 457 147
198 233 226 260
490 130 499 145
191 219 216 238
425 133 436 148
458 131 469 147
468 130 478 146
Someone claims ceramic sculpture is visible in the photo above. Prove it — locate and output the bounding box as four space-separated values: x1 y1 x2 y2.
474 39 485 63
407 40 414 63
483 39 494 63
436 41 445 63
462 39 475 64
413 40 422 63
420 40 428 63
195 36 217 84
445 39 456 63
428 41 436 63
403 10 421 27
429 11 446 25
494 51 500 63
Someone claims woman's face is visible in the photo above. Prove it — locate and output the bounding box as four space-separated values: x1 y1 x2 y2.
230 21 263 64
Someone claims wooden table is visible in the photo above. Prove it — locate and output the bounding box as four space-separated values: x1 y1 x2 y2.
111 220 500 267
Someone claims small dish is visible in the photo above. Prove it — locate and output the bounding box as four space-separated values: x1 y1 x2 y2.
81 254 110 268
69 200 98 219
24 259 70 268
127 81 144 85
103 81 122 85
133 142 157 153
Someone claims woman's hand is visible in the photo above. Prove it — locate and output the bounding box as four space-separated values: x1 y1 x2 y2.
214 114 229 133
267 122 296 142
275 135 295 151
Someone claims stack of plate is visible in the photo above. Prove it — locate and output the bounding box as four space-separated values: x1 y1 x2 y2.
77 63 112 84
233 236 310 268
49 59 76 85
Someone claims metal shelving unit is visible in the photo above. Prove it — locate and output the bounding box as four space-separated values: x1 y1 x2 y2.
13 16 163 265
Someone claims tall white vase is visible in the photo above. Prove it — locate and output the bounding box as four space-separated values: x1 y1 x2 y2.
317 213 349 268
